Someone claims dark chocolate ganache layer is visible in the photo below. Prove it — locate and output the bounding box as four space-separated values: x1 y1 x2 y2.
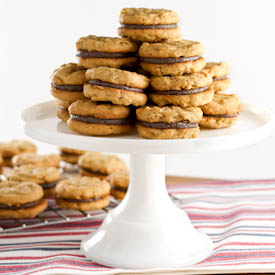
71 115 133 125
52 83 83 92
0 199 42 210
203 113 239 118
40 181 58 190
213 76 228 81
152 86 209 95
88 79 144 93
140 56 200 64
62 195 107 203
80 167 108 176
76 51 135 58
112 186 128 192
120 23 178 29
138 121 198 129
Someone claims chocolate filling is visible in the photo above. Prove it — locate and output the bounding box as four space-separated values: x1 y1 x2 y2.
203 113 239 118
0 199 42 210
140 56 200 64
62 195 107 203
76 51 135 58
61 152 80 157
40 181 58 190
112 186 128 192
52 83 83 92
138 120 198 129
120 23 178 29
71 115 133 125
88 79 144 93
80 167 108 177
213 76 228 81
152 86 209 95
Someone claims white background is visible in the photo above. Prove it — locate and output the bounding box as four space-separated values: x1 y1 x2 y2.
0 0 274 179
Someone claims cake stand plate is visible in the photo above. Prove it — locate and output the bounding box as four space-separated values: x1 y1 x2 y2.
21 101 274 269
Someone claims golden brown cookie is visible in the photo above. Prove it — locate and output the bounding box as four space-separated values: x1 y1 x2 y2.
150 72 214 107
67 99 134 136
57 100 73 122
118 8 182 42
107 170 129 200
200 93 242 129
203 62 231 92
12 153 60 168
136 105 202 139
51 63 87 102
59 147 87 165
84 67 149 106
139 40 205 76
56 176 110 211
0 154 3 174
4 165 61 198
0 181 47 219
0 140 37 167
78 152 127 179
76 35 138 69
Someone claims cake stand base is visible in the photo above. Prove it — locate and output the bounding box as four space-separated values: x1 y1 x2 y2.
81 154 213 269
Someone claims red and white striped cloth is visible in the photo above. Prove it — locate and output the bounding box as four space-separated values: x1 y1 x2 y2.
1 179 275 274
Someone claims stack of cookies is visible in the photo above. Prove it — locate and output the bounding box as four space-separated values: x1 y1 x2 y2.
50 7 242 139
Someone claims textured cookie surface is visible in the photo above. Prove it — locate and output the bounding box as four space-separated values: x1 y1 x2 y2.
203 62 229 78
0 140 37 158
199 116 238 129
107 170 129 188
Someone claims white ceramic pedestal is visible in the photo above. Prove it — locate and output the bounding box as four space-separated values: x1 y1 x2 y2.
20 101 274 269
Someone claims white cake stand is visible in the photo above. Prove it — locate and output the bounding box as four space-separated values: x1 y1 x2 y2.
21 101 273 269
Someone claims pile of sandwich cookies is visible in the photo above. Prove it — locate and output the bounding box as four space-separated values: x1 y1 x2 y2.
51 7 242 139
0 139 129 219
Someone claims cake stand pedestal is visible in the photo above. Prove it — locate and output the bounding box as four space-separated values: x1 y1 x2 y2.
21 101 274 269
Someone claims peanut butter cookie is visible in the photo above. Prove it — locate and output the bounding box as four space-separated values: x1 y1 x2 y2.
59 147 87 165
107 170 129 200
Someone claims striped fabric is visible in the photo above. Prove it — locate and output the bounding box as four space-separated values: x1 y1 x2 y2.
1 179 275 274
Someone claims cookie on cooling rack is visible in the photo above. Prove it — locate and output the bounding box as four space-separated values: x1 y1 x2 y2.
56 176 110 211
4 165 61 198
12 153 60 168
0 139 37 167
118 8 182 42
139 40 205 76
76 35 138 69
78 152 127 179
107 170 129 200
0 181 47 219
84 67 149 106
149 71 213 107
59 147 87 165
200 93 242 129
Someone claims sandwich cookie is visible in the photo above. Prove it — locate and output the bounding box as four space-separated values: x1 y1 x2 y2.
76 35 138 69
136 105 202 139
59 147 87 165
78 152 127 179
150 71 213 107
107 170 129 200
84 67 149 106
57 100 73 122
118 8 181 42
200 93 242 128
0 181 47 219
5 165 61 198
139 40 205 76
0 140 37 167
67 99 134 136
203 62 231 92
56 176 110 211
51 63 86 102
12 153 60 168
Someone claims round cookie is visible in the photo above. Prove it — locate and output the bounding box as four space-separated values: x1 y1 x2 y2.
84 67 149 106
107 170 129 200
136 105 202 139
76 35 138 69
67 99 134 136
57 100 73 122
56 176 110 211
150 71 214 107
59 147 87 165
0 140 37 167
139 40 205 76
203 62 231 92
0 181 47 219
118 8 182 42
78 152 127 179
4 165 61 198
12 153 60 168
200 93 242 129
51 63 87 102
